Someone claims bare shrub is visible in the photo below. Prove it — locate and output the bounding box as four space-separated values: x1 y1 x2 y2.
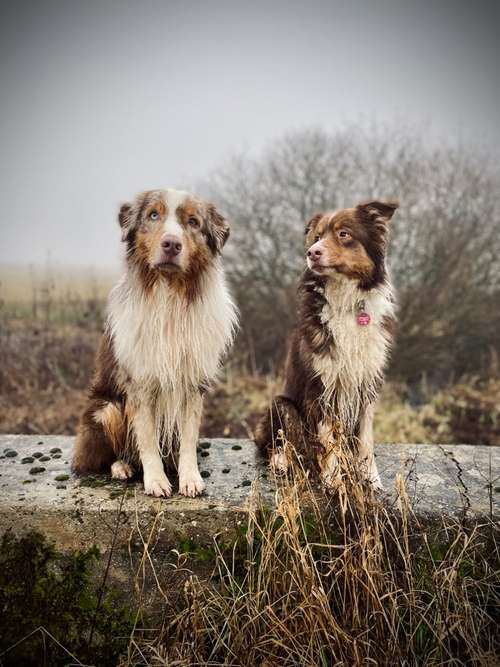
206 125 500 386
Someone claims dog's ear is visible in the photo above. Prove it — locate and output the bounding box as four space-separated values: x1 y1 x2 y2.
206 204 230 254
118 203 133 242
304 213 322 236
357 200 399 224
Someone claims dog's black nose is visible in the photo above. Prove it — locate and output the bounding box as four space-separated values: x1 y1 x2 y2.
161 235 182 256
307 246 322 259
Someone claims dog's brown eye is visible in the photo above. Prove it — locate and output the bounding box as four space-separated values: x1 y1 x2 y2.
150 210 160 221
339 230 351 239
314 234 321 242
188 216 200 229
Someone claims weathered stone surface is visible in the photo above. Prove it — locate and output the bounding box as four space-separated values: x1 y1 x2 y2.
0 435 498 555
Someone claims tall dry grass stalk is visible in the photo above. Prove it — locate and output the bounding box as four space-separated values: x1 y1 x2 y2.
122 441 499 666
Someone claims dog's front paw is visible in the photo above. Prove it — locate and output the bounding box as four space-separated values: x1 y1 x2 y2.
111 460 135 480
320 450 341 490
363 459 383 491
178 470 205 498
143 472 172 498
269 449 288 475
321 469 342 491
368 470 383 491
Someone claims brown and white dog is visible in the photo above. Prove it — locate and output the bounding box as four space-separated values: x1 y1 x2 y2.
255 201 399 488
72 188 237 497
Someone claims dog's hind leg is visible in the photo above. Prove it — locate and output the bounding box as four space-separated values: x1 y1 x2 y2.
72 399 125 474
255 396 306 473
357 403 382 489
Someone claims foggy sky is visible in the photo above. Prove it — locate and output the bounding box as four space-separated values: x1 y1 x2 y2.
1 0 499 268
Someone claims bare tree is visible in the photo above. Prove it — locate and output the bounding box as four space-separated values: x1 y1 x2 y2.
205 125 500 386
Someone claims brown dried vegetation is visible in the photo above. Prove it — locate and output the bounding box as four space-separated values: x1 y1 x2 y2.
121 446 500 666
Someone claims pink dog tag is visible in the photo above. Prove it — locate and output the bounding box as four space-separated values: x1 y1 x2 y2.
356 311 371 326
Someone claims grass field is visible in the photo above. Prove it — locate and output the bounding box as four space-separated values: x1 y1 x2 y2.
0 264 117 304
1 264 499 445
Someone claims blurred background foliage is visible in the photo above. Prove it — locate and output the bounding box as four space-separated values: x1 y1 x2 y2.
1 124 499 445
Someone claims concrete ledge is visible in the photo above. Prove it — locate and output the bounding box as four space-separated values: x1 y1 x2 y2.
0 435 498 554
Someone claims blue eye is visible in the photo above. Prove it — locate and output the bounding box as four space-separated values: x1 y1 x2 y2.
150 211 160 221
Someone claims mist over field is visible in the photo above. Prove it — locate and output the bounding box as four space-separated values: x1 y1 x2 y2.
2 0 500 269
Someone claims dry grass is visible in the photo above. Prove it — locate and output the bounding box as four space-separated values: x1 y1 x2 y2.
1 267 499 443
375 380 500 447
0 320 98 434
121 446 500 666
1 310 499 445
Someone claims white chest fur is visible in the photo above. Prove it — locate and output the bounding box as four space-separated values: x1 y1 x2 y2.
108 264 237 395
312 274 394 428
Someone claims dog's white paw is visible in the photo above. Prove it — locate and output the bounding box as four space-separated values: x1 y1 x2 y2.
368 469 383 491
143 472 172 498
178 470 205 497
270 449 288 475
320 450 341 490
364 459 383 491
111 460 135 480
321 469 342 491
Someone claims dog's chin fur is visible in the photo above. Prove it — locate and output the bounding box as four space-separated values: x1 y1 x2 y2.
155 262 182 273
307 263 339 278
256 201 398 487
72 188 237 497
